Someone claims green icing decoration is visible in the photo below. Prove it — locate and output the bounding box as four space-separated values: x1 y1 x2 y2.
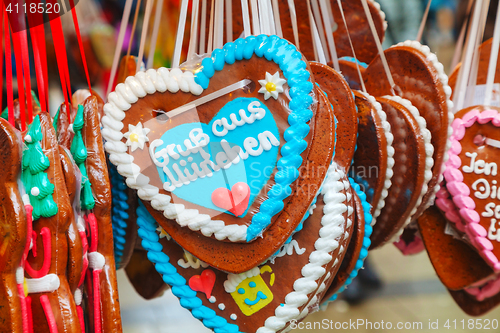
53 107 60 136
70 104 96 211
21 115 58 220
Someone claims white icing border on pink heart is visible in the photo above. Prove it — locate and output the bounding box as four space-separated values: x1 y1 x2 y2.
445 108 500 272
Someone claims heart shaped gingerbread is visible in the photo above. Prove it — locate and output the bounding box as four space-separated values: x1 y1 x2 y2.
445 106 500 271
103 35 336 273
135 163 351 332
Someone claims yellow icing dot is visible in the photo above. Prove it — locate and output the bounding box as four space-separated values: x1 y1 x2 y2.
265 82 276 92
129 133 139 142
23 278 28 297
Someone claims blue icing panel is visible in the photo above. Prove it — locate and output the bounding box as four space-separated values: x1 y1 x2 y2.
154 97 280 217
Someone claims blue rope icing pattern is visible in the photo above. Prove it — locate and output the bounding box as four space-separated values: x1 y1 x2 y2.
136 201 242 333
109 163 130 267
194 35 314 242
326 177 373 303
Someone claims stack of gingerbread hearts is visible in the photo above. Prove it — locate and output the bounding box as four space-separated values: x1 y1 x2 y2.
102 31 370 331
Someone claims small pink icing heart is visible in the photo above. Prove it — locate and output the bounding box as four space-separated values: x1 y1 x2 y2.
211 182 250 217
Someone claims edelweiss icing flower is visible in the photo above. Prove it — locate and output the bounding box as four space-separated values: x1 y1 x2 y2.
124 122 150 152
258 71 286 100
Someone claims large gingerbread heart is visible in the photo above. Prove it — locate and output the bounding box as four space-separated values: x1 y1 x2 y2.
103 35 317 244
103 35 335 273
445 106 500 271
370 95 433 248
310 62 358 171
363 40 454 219
135 163 351 333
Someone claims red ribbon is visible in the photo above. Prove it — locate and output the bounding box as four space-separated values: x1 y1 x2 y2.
68 0 92 91
3 13 14 127
11 30 27 130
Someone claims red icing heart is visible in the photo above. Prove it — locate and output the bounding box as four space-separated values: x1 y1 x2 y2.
188 269 216 299
211 182 250 217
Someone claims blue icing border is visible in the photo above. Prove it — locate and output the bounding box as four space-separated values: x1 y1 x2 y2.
136 201 242 333
194 35 314 242
109 163 130 267
325 177 373 303
339 56 369 69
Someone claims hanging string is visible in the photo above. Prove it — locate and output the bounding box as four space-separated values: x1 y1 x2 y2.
136 0 155 72
106 0 134 99
4 13 14 127
214 0 224 49
257 0 268 35
249 0 260 35
464 0 490 107
450 0 475 72
416 0 432 42
360 0 395 95
484 0 500 105
272 0 282 37
306 0 326 64
319 0 339 71
127 0 143 58
199 0 208 53
147 0 165 69
207 0 216 52
287 0 299 49
241 0 251 37
68 0 92 91
172 0 190 67
454 0 484 111
311 0 330 62
225 0 233 42
334 0 367 93
266 0 276 36
187 0 200 60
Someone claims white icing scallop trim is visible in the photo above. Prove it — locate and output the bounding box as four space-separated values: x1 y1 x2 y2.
368 0 388 33
102 67 252 242
256 163 348 333
357 91 395 226
381 95 434 241
395 40 454 211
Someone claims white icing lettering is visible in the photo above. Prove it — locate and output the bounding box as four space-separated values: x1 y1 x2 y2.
258 131 280 151
244 137 263 156
211 101 267 137
488 219 500 242
482 202 500 219
463 152 498 176
473 178 491 199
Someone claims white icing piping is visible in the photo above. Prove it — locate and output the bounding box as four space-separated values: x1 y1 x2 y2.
381 95 434 242
395 40 454 211
102 67 251 242
276 240 306 258
357 91 394 226
178 250 209 269
368 0 388 34
256 163 348 333
224 267 260 293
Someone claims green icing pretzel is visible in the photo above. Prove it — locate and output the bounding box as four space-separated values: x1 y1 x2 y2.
21 115 58 220
70 104 95 210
